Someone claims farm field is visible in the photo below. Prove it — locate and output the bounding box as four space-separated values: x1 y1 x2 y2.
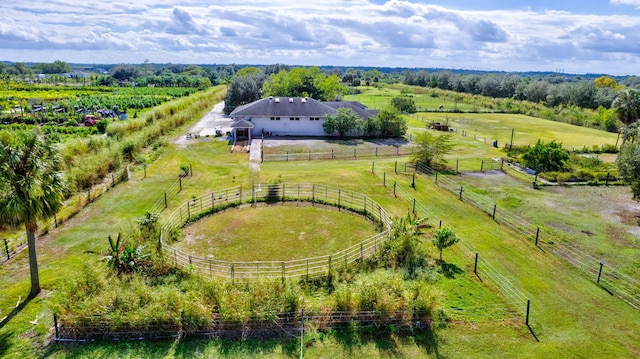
442 171 640 278
0 88 639 358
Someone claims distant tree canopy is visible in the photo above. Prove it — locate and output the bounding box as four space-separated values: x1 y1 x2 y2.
31 60 71 74
263 67 345 101
390 96 416 113
402 70 623 110
522 140 569 173
109 65 142 81
223 72 269 115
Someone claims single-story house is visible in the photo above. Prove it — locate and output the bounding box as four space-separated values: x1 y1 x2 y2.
229 97 377 140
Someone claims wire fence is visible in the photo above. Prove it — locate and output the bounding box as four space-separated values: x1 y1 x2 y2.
53 309 444 342
378 170 533 321
262 146 414 162
159 183 393 281
410 162 640 310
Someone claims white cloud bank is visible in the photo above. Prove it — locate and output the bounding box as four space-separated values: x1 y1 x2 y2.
0 0 639 74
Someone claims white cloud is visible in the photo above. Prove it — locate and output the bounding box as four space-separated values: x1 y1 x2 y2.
611 0 640 9
0 1 638 74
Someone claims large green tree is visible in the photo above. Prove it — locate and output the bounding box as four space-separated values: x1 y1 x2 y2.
323 107 362 138
522 140 569 173
411 131 454 167
0 130 66 297
616 142 640 200
263 67 344 101
223 72 268 115
613 90 640 147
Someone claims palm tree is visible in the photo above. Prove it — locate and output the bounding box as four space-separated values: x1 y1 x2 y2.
0 129 65 298
613 90 640 147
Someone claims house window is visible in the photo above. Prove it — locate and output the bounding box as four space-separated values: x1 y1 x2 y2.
290 117 295 121
270 117 275 120
295 117 300 121
276 117 280 120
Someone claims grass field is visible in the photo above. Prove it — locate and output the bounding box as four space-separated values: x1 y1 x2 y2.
1 87 639 358
177 205 379 261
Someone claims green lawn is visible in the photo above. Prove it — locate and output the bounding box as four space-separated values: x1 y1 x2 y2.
176 205 379 261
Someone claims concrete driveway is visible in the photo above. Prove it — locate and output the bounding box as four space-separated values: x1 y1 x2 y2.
174 101 233 145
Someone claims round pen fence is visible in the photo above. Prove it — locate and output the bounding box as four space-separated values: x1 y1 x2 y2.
159 183 393 280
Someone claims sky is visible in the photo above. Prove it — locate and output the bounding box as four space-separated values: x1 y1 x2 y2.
1 0 640 75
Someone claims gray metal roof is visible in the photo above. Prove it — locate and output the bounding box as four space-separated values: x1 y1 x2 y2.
230 97 338 118
230 118 254 128
323 101 378 120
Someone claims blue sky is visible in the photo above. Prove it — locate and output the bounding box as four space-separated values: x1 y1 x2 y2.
1 0 640 75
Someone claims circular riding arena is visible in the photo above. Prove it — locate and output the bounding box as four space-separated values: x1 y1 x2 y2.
160 183 392 280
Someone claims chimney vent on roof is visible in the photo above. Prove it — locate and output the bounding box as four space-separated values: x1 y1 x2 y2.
289 98 293 103
301 98 306 103
275 97 280 103
269 96 273 100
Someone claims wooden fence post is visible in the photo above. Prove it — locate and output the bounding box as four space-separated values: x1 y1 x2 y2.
459 186 463 201
456 159 459 172
411 173 415 188
371 161 375 174
4 238 10 260
164 192 168 209
383 172 386 187
393 182 397 197
395 161 398 174
525 299 531 326
53 313 59 339
189 164 193 177
535 228 540 246
328 255 332 275
481 160 484 172
492 204 497 221
179 176 182 192
474 253 478 275
412 199 416 216
435 172 438 185
597 262 604 284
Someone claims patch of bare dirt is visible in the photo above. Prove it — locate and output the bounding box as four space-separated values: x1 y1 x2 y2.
606 225 639 249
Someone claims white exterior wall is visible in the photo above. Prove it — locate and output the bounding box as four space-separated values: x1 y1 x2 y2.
247 116 328 137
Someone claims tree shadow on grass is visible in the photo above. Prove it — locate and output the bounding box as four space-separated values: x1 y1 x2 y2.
0 295 33 329
414 324 446 359
0 330 12 358
332 325 404 358
438 261 463 279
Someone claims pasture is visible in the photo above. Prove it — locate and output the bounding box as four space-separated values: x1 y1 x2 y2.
0 86 639 358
